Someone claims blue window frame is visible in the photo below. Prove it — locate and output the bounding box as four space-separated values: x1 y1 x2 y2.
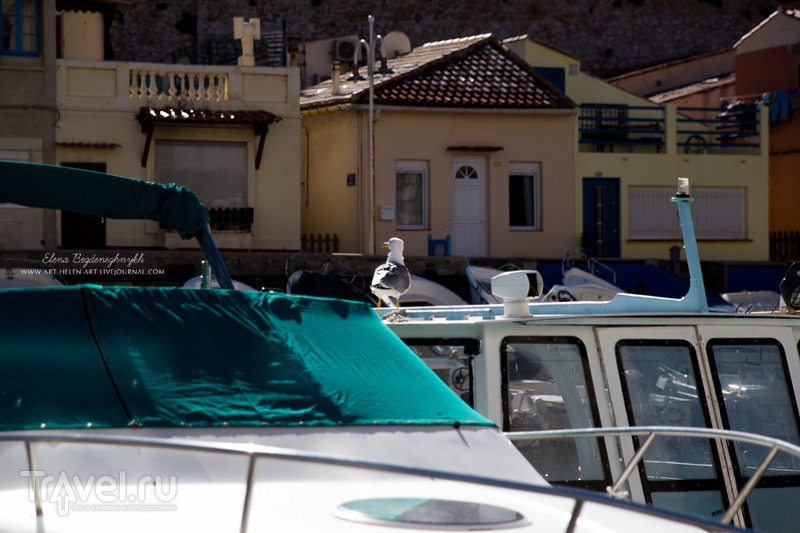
1 0 38 56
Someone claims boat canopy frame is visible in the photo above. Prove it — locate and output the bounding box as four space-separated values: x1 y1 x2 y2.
0 161 233 288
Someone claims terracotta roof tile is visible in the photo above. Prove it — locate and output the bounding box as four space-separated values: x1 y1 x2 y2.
301 34 574 111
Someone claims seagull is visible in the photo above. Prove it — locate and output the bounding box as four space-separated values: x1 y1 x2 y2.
371 237 412 308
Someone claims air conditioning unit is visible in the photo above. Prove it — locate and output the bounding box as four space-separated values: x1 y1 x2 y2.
334 39 356 62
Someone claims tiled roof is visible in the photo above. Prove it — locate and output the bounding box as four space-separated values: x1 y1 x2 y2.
300 34 574 111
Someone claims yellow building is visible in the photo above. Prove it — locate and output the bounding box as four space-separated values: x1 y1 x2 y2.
300 34 577 258
507 36 769 262
1 1 301 252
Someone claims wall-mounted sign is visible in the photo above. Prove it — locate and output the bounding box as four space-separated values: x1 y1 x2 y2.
379 205 395 221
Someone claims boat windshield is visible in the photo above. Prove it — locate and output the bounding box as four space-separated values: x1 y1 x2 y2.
616 340 726 518
501 336 608 486
618 341 717 479
708 339 800 533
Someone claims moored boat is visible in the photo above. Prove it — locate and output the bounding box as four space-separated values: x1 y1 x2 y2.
380 178 800 533
0 161 751 532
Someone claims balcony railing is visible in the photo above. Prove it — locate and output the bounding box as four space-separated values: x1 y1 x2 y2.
676 103 760 154
57 60 296 114
579 103 764 155
129 67 229 105
208 207 254 232
579 104 665 153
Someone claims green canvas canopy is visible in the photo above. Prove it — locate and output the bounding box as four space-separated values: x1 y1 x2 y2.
0 161 208 239
0 286 491 430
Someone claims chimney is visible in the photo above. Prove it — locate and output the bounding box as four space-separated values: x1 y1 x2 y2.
331 61 341 95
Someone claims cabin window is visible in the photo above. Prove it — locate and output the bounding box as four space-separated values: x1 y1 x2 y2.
1 0 38 56
617 340 717 480
501 336 609 488
707 339 800 532
155 140 248 210
628 186 746 240
508 162 540 230
616 339 730 521
395 160 428 230
402 338 477 407
707 339 800 473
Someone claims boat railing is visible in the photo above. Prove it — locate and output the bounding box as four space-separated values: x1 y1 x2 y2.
505 425 800 526
1 430 746 533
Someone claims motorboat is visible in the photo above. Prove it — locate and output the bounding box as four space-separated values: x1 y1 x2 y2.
465 264 514 304
466 256 618 304
380 178 800 533
560 266 621 300
721 289 781 312
284 249 378 305
0 161 750 532
561 250 623 301
286 250 467 307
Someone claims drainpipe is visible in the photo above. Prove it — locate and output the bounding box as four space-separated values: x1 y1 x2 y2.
367 14 375 255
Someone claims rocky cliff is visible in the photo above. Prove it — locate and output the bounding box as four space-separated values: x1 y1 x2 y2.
110 0 781 77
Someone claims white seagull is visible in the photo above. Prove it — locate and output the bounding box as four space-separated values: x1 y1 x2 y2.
371 238 412 308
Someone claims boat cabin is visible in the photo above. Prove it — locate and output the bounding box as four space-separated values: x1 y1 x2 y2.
382 181 800 533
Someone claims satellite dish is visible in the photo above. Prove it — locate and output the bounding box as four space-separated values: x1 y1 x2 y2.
383 31 411 58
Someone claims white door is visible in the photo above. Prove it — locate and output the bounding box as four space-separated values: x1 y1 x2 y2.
451 157 487 257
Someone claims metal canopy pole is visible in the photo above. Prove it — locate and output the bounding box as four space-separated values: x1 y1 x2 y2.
196 225 234 290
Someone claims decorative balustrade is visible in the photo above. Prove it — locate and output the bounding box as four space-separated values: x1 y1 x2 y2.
129 68 229 105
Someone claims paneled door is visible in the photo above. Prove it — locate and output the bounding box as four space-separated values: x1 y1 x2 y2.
451 156 487 257
582 177 620 258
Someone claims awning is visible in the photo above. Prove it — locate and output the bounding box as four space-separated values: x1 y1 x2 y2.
136 107 282 169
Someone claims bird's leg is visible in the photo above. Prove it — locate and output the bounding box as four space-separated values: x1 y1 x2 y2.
395 297 400 308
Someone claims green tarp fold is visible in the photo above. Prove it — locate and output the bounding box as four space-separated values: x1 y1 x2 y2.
0 161 208 239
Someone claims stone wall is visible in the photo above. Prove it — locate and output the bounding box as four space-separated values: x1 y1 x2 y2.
110 0 782 77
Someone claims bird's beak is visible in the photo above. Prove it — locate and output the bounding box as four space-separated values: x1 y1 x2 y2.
382 242 389 248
